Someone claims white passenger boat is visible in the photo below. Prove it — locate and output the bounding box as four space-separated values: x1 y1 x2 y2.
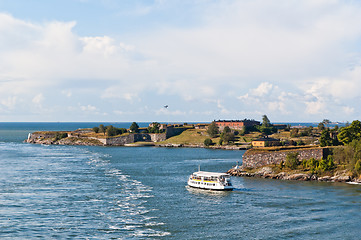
187 171 234 191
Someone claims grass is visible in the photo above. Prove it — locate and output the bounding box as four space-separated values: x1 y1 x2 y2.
158 129 210 145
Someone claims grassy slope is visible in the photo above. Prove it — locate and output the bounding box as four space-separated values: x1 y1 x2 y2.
158 129 212 145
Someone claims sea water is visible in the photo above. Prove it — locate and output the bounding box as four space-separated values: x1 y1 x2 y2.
0 123 361 239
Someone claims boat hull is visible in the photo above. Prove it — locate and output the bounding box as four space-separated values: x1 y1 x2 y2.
187 180 234 191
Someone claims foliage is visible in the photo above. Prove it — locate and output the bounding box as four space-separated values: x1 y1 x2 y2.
302 158 318 172
284 152 299 169
320 129 333 147
223 126 231 133
207 121 219 138
301 156 334 173
279 160 284 169
92 127 99 133
130 122 140 133
147 122 163 133
262 115 271 127
331 139 361 176
257 115 276 136
337 120 361 145
318 122 325 131
204 138 213 147
355 160 361 174
322 119 331 128
106 125 127 137
290 128 299 137
220 127 235 144
106 125 117 136
54 132 68 141
99 124 106 135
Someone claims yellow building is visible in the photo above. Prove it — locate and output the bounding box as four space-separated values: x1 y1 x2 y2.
252 137 280 147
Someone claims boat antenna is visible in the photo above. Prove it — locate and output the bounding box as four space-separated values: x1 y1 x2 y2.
198 165 200 172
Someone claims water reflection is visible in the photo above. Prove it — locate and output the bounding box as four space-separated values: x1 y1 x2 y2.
185 186 232 197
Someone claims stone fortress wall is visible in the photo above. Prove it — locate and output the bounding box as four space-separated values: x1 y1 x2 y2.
242 147 329 169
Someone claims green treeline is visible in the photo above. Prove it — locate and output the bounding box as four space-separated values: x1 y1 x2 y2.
92 122 164 137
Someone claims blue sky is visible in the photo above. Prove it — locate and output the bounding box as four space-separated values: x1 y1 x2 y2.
1 0 361 122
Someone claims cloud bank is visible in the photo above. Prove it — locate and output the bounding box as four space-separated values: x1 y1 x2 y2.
1 0 361 122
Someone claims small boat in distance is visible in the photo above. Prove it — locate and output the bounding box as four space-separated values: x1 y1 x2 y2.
187 171 234 191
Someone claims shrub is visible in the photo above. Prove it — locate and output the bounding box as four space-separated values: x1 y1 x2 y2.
204 138 213 147
207 121 219 138
355 160 361 173
130 122 139 133
285 152 299 170
54 132 68 141
93 127 99 133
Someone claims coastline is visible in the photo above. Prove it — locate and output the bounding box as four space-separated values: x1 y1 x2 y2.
227 166 361 184
25 136 249 150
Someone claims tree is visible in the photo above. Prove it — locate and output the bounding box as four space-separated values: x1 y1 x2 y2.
320 129 333 147
93 127 99 133
337 120 361 145
204 138 213 147
99 124 106 135
207 121 219 138
106 125 117 136
285 152 299 169
318 122 325 131
147 122 161 133
258 115 276 136
223 126 231 133
130 122 140 133
322 119 331 128
220 127 234 144
262 115 271 127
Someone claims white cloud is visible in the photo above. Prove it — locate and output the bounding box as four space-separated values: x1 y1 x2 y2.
250 82 273 97
343 106 355 115
80 104 97 112
1 0 361 121
32 94 44 104
1 96 17 109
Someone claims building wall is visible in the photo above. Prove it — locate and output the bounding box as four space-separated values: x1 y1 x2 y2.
252 141 266 147
252 140 280 147
215 120 260 130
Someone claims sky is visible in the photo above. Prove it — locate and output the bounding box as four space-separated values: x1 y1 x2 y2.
1 0 361 123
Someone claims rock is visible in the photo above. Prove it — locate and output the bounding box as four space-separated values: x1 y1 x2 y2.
256 167 273 175
276 172 288 179
318 176 331 181
331 175 351 182
286 173 310 181
264 174 277 179
310 175 318 181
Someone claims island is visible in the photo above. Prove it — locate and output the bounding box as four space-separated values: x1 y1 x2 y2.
25 118 361 183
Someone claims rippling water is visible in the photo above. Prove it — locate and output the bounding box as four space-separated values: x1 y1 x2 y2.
1 123 361 239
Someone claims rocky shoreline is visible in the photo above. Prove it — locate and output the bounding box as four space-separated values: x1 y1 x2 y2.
25 136 249 150
227 166 361 184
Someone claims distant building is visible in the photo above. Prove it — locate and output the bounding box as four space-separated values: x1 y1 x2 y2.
214 119 260 130
252 137 281 147
273 124 287 130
